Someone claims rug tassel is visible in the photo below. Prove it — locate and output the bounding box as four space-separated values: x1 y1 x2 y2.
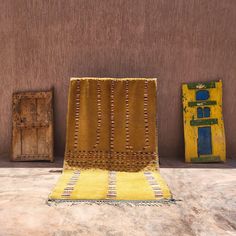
46 199 176 207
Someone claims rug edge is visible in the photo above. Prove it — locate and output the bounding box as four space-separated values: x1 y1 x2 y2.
46 198 176 206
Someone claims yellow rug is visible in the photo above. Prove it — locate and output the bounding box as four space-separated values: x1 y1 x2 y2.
49 78 172 204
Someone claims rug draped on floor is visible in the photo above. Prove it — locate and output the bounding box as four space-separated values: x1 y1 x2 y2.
49 78 172 203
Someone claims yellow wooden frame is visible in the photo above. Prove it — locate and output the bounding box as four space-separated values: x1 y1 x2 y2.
182 80 226 163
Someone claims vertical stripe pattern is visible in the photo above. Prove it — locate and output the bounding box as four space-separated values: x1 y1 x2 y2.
110 81 115 152
143 80 150 149
93 80 102 149
107 171 117 199
61 171 80 198
74 80 80 151
144 172 163 198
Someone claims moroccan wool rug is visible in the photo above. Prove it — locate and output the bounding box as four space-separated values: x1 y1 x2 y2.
49 78 172 204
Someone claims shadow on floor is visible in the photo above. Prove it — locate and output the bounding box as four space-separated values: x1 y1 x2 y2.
0 153 64 168
0 153 235 169
160 157 236 169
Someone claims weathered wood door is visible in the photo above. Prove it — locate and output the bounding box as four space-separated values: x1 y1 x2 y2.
12 91 54 161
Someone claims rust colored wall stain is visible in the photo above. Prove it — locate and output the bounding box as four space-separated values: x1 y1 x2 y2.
0 0 236 160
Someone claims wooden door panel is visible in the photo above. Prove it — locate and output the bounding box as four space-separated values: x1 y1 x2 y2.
38 128 48 154
20 98 37 125
12 90 54 161
37 98 48 123
22 129 37 154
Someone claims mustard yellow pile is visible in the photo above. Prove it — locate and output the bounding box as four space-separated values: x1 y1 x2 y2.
49 78 171 202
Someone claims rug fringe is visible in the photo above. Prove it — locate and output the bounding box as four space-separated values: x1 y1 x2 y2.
46 199 176 207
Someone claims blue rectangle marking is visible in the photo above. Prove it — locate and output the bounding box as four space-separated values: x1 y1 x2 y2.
198 127 212 155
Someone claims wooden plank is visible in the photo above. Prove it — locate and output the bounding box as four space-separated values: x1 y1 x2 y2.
12 90 54 162
22 129 37 155
38 128 47 155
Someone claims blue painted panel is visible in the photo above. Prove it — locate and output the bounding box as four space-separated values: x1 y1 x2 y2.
204 107 210 117
196 90 210 100
197 107 203 118
198 127 212 155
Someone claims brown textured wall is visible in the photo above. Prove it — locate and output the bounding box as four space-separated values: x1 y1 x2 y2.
0 0 236 160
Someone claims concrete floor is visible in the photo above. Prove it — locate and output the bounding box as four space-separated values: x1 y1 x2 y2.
0 154 236 236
